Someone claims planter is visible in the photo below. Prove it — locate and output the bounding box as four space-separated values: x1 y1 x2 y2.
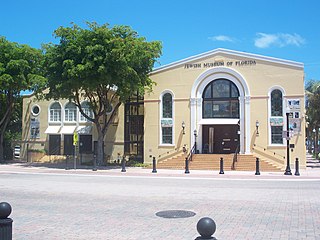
27 152 45 162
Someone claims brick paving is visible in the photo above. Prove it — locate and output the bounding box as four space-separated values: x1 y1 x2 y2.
1 155 320 240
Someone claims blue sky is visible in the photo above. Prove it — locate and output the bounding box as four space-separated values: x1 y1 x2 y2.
1 0 320 81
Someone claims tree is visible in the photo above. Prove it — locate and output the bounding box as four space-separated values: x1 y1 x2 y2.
43 22 162 166
0 95 22 159
305 80 320 158
0 37 46 161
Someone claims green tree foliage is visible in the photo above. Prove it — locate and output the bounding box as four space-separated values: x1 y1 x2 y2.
305 80 320 157
0 96 22 159
43 22 162 165
0 37 46 161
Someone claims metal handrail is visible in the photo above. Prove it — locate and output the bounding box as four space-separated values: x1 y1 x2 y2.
186 143 196 162
231 144 240 170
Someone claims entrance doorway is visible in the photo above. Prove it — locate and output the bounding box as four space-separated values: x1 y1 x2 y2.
63 135 74 155
202 125 239 154
49 135 61 155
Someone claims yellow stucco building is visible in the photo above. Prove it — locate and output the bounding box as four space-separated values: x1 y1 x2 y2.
22 49 306 170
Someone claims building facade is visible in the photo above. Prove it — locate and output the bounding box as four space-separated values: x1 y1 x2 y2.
22 49 306 169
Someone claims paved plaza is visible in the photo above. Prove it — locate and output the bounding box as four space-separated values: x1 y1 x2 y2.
1 157 320 239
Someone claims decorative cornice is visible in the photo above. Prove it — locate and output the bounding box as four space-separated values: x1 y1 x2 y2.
251 96 269 100
144 99 160 103
284 95 305 98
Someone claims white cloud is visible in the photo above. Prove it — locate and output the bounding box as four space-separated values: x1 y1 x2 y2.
254 33 306 48
208 35 234 42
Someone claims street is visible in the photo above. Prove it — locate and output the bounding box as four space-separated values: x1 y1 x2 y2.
1 169 320 239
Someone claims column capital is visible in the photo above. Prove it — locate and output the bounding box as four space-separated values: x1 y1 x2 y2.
244 96 251 104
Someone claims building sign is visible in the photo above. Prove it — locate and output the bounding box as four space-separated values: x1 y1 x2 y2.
270 117 284 126
184 59 257 69
289 118 301 133
287 99 300 110
286 99 301 134
161 119 173 127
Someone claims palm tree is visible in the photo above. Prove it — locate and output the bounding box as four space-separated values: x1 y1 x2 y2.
305 80 320 158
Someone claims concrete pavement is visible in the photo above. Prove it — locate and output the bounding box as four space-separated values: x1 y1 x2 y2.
1 154 320 180
1 154 320 239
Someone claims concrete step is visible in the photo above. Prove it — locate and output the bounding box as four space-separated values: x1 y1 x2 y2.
157 153 282 171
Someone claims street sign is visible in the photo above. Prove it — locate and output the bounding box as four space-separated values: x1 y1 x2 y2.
282 130 294 140
73 132 78 146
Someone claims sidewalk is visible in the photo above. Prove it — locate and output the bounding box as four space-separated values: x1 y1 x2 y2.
1 156 320 180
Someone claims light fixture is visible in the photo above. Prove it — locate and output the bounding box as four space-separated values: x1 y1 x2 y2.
182 121 185 135
255 120 259 136
194 129 198 154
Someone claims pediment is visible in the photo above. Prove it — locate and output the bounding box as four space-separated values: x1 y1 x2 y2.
152 48 303 74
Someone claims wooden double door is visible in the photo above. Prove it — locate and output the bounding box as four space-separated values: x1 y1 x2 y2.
202 124 239 154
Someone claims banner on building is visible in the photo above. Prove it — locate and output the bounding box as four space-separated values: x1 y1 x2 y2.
161 119 173 127
270 118 284 126
289 118 301 133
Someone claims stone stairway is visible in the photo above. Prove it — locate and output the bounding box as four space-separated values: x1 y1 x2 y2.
306 153 320 168
157 153 282 172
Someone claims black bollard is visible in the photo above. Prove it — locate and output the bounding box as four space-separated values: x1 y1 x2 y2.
185 157 190 174
152 157 157 173
255 157 261 175
195 217 217 240
295 157 300 176
92 154 97 171
0 202 13 240
121 156 126 172
65 155 69 170
219 157 224 174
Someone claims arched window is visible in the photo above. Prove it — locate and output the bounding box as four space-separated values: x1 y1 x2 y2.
49 102 61 122
162 93 172 118
80 101 93 122
161 92 173 144
271 89 283 116
270 89 284 144
202 79 239 118
64 102 77 122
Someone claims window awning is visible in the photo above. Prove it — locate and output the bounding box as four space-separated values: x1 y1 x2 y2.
60 125 77 134
44 125 61 134
77 125 92 134
198 119 239 125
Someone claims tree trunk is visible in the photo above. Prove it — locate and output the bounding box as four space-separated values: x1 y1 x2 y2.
96 131 104 166
94 119 106 169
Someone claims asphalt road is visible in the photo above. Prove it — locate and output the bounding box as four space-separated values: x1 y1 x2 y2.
1 171 320 239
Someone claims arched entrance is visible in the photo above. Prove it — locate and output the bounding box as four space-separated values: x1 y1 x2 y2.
190 67 251 154
202 79 240 154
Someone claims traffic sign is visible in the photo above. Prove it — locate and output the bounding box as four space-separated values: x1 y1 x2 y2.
73 132 78 146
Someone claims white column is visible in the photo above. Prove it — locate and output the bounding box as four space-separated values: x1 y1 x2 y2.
196 97 202 152
190 97 197 148
244 96 251 154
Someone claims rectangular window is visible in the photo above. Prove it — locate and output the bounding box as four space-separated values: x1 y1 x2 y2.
80 108 92 122
50 109 61 122
30 118 40 138
65 109 76 122
271 126 283 144
162 127 172 144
